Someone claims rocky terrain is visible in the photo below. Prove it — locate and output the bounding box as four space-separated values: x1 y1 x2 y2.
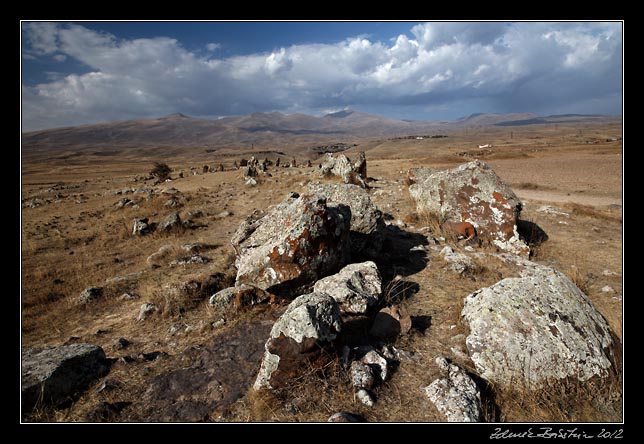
21 121 622 423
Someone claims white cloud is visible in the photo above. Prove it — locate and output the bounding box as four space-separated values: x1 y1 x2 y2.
21 21 622 131
53 54 67 62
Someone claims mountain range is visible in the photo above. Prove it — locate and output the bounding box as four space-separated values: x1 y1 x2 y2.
21 110 620 153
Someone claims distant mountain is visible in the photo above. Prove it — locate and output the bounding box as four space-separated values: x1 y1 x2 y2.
21 111 620 153
453 113 540 126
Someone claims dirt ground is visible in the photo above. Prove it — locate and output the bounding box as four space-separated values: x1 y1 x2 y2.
20 121 623 423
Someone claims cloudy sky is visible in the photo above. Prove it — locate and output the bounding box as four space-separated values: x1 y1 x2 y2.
21 21 622 131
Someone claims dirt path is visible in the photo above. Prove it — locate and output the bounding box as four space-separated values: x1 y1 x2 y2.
516 189 622 208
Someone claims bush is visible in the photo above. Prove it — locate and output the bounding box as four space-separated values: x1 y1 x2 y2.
151 162 172 181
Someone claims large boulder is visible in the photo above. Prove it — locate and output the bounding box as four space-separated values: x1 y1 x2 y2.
423 357 481 422
408 160 529 255
253 292 342 390
307 182 385 259
313 261 381 314
231 193 350 297
461 263 618 388
22 343 111 413
319 152 367 187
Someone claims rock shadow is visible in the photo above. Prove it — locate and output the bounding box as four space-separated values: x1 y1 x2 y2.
517 219 548 247
469 372 502 422
411 315 432 334
376 225 430 283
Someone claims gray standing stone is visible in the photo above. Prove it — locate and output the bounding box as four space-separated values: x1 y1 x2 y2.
319 153 367 187
253 292 342 390
307 182 385 259
232 193 350 297
423 357 481 422
408 161 530 256
22 343 110 413
461 263 617 388
313 261 382 314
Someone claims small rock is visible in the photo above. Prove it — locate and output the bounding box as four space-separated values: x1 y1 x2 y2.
356 389 374 407
137 303 158 321
160 213 182 232
120 293 138 301
328 412 361 423
215 210 231 219
78 287 104 304
423 357 481 422
601 285 615 293
95 379 121 394
245 178 257 186
602 269 619 277
113 338 131 350
170 255 210 266
132 218 152 235
350 361 375 389
361 349 389 381
440 247 477 275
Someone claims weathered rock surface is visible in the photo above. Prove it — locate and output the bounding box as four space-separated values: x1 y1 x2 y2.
439 246 478 275
313 261 381 314
307 182 385 259
160 212 182 232
78 287 104 304
461 263 617 388
423 357 481 422
319 152 367 187
22 343 110 413
137 303 158 321
209 284 275 311
356 388 374 407
232 193 350 297
132 217 152 235
408 161 529 255
370 305 412 339
350 361 376 389
253 292 342 390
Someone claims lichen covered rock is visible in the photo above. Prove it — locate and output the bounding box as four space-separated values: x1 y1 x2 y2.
424 357 480 422
313 261 381 314
408 161 529 255
307 182 385 259
232 193 350 297
253 292 342 390
461 263 617 388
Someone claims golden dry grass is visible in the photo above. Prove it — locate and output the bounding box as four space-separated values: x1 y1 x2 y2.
21 121 622 423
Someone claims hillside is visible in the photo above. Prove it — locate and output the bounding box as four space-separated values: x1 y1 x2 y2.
22 111 620 155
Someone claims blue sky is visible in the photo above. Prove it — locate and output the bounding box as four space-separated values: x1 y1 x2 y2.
21 21 622 131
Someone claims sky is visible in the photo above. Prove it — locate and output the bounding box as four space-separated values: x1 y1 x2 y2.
21 21 623 132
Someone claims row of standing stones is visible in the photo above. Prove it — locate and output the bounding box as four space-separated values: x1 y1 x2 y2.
22 156 620 422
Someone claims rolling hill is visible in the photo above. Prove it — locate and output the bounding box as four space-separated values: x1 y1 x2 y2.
21 110 620 154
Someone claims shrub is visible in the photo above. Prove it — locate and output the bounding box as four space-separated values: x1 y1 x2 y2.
151 162 172 181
